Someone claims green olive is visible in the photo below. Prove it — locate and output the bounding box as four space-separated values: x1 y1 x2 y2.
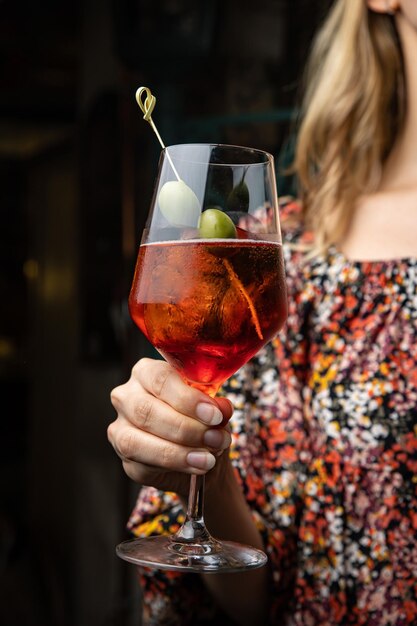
158 180 200 227
198 208 237 239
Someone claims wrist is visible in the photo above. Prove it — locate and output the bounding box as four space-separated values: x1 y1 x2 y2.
204 455 263 549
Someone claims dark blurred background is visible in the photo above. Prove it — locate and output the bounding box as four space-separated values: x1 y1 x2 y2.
0 0 331 624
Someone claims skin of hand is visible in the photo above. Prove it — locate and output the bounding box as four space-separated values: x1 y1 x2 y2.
108 358 234 497
108 357 270 626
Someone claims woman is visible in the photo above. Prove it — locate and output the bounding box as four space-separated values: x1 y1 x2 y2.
108 0 417 623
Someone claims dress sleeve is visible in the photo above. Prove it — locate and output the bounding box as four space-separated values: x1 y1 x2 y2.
127 202 311 624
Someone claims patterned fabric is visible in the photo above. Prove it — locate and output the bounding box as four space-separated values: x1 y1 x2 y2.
128 199 417 625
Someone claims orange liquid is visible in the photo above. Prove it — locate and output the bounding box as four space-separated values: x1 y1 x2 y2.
129 239 287 394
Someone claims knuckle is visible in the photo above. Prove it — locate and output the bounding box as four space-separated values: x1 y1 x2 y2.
132 358 174 399
175 385 193 408
131 357 153 380
117 430 137 460
110 386 123 409
160 443 178 469
150 364 172 398
133 397 154 429
171 415 194 445
171 416 185 442
131 358 145 379
107 421 116 444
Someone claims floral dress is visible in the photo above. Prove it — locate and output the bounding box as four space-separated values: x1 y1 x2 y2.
127 200 417 625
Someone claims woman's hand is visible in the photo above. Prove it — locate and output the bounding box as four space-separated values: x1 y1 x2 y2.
108 358 233 497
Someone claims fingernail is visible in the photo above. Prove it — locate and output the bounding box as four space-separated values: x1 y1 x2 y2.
203 429 227 449
196 402 223 426
186 451 216 471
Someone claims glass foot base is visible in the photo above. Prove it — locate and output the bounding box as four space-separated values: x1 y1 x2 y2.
116 535 267 573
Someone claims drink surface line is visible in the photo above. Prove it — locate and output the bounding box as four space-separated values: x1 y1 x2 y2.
141 238 282 247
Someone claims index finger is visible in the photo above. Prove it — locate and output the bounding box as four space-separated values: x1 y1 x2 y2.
131 358 231 427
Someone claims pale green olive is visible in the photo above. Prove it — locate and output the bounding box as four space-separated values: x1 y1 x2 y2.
158 180 201 227
198 208 237 239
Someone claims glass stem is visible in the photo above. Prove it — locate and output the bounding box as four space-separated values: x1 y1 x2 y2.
172 474 212 543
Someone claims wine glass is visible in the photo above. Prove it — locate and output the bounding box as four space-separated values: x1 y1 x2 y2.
116 143 287 573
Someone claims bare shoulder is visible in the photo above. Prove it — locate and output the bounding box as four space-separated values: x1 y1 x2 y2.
340 187 417 262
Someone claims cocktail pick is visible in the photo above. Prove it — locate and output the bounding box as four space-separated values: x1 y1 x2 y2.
135 86 200 227
136 86 180 181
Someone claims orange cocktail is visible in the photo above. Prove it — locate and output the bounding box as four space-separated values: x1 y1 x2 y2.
129 238 287 395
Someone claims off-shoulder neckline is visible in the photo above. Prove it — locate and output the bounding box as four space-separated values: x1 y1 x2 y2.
280 199 417 269
329 245 417 269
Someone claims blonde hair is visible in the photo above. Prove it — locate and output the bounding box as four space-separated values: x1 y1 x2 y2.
293 0 405 253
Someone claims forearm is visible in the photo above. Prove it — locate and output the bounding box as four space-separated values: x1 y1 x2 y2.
200 459 270 625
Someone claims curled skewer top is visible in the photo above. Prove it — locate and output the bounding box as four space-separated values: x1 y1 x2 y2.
135 85 180 181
